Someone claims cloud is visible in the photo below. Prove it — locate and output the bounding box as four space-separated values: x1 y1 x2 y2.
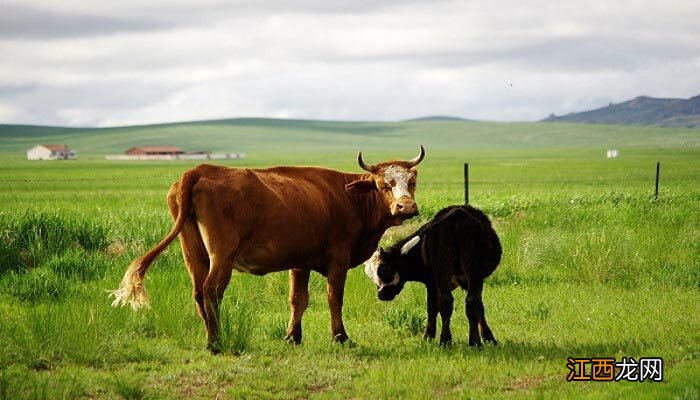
0 0 698 126
0 4 173 39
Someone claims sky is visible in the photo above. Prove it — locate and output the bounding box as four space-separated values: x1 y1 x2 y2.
1 0 699 127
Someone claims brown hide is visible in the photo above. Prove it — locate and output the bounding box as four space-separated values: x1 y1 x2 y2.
184 164 399 276
110 148 424 351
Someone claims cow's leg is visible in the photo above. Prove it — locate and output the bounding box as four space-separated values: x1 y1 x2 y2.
200 226 239 353
168 189 210 326
203 257 234 354
326 265 349 343
423 284 438 340
285 269 310 344
179 221 210 323
465 278 483 347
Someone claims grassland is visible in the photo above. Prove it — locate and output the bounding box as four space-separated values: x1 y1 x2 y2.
0 120 698 399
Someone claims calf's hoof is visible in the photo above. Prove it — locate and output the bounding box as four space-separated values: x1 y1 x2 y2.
483 337 498 345
439 334 452 346
468 339 483 348
423 327 436 340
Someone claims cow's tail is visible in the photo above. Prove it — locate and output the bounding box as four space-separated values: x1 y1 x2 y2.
109 169 201 310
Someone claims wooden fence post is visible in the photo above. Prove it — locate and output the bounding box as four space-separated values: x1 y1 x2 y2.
464 163 469 204
655 161 660 199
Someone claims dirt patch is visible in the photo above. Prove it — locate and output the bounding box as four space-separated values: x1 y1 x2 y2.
502 374 559 392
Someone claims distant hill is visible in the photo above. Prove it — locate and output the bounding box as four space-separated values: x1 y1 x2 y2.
1 117 699 156
542 95 700 128
403 115 473 122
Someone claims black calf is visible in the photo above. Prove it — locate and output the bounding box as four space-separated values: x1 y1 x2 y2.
365 205 501 346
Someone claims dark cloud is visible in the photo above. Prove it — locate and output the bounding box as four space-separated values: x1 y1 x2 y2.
0 83 37 96
321 35 700 72
0 5 173 39
0 1 435 40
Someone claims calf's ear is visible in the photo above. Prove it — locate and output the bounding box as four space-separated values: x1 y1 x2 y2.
345 179 376 194
401 236 421 254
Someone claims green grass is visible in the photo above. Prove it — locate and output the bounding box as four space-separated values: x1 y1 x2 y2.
0 120 698 398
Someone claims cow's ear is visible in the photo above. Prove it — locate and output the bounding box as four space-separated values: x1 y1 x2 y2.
400 236 421 254
345 179 376 194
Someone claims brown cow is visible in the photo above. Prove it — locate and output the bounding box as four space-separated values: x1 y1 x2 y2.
110 147 425 352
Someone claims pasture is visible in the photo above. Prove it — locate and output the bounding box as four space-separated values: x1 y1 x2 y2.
0 120 698 399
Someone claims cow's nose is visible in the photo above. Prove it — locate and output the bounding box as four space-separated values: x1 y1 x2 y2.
392 198 418 216
400 201 418 214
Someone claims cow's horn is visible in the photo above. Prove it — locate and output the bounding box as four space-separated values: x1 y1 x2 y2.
357 151 377 173
407 145 425 167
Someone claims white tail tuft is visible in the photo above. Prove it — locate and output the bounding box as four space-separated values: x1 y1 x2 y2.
108 262 150 310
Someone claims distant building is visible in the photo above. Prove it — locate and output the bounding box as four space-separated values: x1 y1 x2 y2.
125 146 184 156
27 144 77 160
606 149 619 159
106 146 244 161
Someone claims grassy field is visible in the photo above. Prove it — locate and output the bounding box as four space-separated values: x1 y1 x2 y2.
0 120 699 399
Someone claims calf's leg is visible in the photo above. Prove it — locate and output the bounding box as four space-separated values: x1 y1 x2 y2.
438 291 454 345
423 284 438 340
285 269 310 344
477 290 497 345
465 278 496 346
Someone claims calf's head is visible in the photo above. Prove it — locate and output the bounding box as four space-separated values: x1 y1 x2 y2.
364 236 421 301
345 146 425 220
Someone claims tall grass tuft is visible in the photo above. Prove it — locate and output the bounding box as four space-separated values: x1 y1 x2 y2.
0 369 84 400
214 295 259 355
0 211 110 275
384 307 425 337
112 375 148 400
0 268 72 303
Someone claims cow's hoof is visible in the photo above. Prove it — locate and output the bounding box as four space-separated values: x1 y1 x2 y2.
333 339 357 348
284 334 302 345
332 333 350 344
468 340 483 348
207 343 223 355
484 337 498 345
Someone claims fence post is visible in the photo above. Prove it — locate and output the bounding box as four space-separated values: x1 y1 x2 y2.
655 161 660 199
464 163 469 204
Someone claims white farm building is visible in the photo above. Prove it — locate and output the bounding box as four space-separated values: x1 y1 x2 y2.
26 144 77 160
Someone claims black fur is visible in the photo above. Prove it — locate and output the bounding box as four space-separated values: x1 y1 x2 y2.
371 205 502 346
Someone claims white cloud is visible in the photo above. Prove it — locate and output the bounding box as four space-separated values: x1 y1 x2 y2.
0 0 698 126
